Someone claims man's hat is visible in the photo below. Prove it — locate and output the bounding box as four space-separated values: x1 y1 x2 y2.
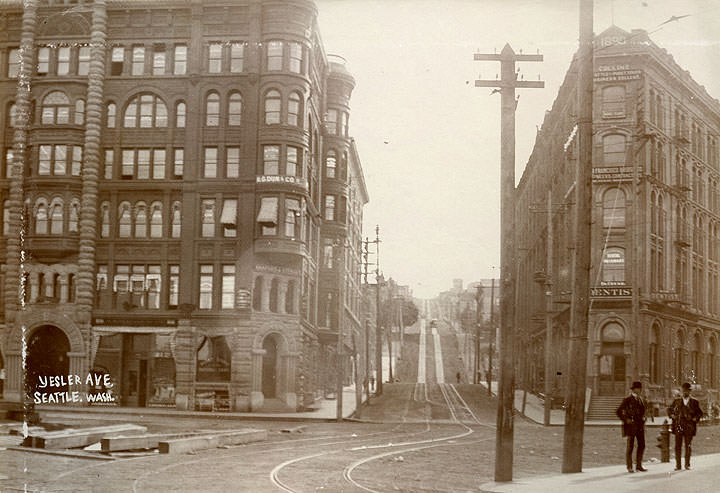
682 382 692 391
631 381 642 390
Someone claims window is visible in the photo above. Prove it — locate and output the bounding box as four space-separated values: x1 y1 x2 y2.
263 145 279 175
204 147 218 178
253 277 263 311
601 86 625 119
68 201 79 232
124 94 167 128
100 202 110 237
601 247 626 284
113 264 161 309
152 149 166 179
208 43 222 73
169 265 179 307
228 93 242 125
38 144 70 175
74 99 85 125
324 195 336 221
603 134 626 165
71 146 82 176
173 45 187 75
134 202 147 237
603 188 626 228
199 265 213 309
288 92 301 126
106 102 116 128
152 45 166 75
50 202 63 235
230 42 244 72
175 102 186 128
286 146 299 177
37 47 50 75
9 103 18 127
222 265 235 309
42 91 70 124
201 199 216 237
111 46 124 75
257 197 278 235
131 45 145 75
221 199 237 237
288 42 302 73
226 147 239 178
323 239 334 268
7 48 19 78
173 148 184 178
340 112 348 136
325 109 337 135
326 151 336 178
78 46 90 75
118 202 131 237
150 202 162 237
206 93 220 126
35 200 48 234
267 41 283 70
171 202 181 238
264 90 281 125
137 149 150 179
57 46 70 75
5 148 14 178
285 199 300 237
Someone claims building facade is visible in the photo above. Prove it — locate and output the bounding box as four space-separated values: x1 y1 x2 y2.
515 26 720 411
0 0 368 412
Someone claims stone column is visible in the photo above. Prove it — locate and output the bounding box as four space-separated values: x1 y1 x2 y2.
261 279 271 312
280 351 299 409
250 348 266 411
173 322 197 410
3 352 23 402
59 273 69 303
277 279 288 314
29 272 39 303
68 351 88 406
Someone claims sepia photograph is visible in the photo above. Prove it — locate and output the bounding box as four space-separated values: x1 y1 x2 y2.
0 0 719 491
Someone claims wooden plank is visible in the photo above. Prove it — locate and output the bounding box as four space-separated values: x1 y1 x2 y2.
159 429 267 454
101 430 230 452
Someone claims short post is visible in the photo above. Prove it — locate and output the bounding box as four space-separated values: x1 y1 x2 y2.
656 419 670 462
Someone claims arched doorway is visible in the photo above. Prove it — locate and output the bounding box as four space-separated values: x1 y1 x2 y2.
26 325 70 398
599 322 626 395
262 336 278 398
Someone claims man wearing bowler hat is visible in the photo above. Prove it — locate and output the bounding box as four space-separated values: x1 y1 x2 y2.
616 381 649 473
667 382 704 470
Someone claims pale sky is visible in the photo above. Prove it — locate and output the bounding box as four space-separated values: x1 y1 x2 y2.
316 0 720 299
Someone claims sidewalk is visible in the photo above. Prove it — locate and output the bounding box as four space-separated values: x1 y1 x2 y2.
25 385 361 424
480 452 720 492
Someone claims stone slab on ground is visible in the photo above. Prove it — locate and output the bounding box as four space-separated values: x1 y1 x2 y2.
101 429 248 452
25 424 147 449
158 428 267 454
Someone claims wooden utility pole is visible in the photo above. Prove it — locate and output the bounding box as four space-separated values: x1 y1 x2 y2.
475 45 543 482
488 277 495 396
562 0 593 473
544 190 554 426
374 226 383 395
337 239 346 423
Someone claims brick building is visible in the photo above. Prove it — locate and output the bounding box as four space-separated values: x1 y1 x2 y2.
515 26 719 414
0 0 368 412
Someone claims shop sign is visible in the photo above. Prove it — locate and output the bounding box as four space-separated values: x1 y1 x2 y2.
594 64 642 83
591 286 632 297
256 264 300 276
593 166 633 182
256 175 308 189
651 290 681 302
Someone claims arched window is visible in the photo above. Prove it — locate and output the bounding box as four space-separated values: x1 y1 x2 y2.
649 324 660 384
228 93 242 126
50 200 63 235
325 151 336 178
657 192 665 238
35 200 48 234
171 201 181 238
106 102 116 128
601 247 625 284
118 202 131 237
264 90 281 125
603 134 626 165
269 278 279 313
150 202 162 238
42 91 70 124
603 188 626 228
74 99 85 125
253 276 263 311
175 101 186 128
100 201 110 238
123 94 168 128
134 202 147 238
9 103 18 127
675 331 685 381
205 92 220 126
68 274 76 303
287 92 301 126
709 338 717 388
692 332 703 383
68 200 79 233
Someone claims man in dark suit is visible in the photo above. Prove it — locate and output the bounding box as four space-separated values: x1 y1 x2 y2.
667 382 704 470
616 381 649 473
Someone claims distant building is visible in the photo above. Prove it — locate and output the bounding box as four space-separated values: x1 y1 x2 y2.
515 26 719 410
0 0 368 413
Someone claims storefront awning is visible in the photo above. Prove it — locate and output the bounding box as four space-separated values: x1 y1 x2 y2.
220 199 237 225
256 197 277 225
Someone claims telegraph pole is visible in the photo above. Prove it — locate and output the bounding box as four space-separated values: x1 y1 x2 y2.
374 226 383 395
563 0 593 473
544 189 554 426
475 44 543 482
488 277 495 396
337 239 346 423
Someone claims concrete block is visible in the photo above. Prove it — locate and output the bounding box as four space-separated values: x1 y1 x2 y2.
158 429 267 454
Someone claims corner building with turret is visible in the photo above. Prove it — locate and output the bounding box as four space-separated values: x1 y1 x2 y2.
0 0 368 412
